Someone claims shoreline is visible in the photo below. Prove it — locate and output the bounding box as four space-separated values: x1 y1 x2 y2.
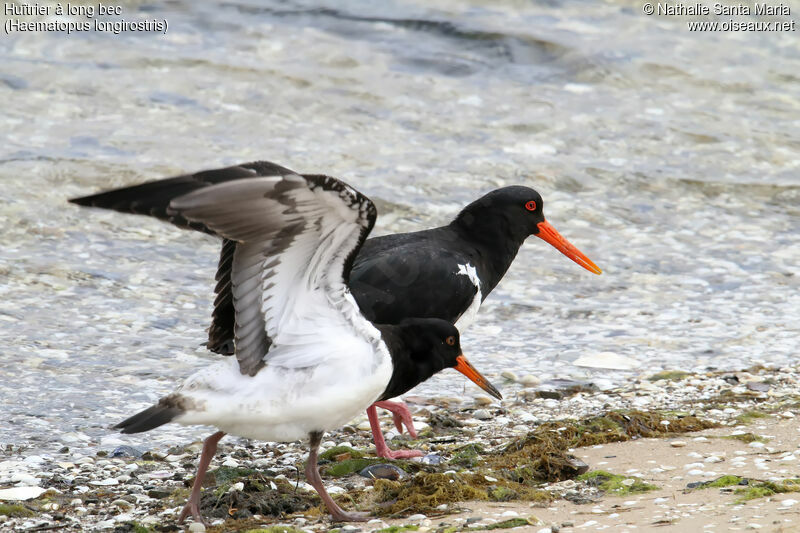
2 364 800 532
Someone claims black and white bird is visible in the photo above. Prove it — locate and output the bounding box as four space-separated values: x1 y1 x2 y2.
76 173 502 524
70 161 600 459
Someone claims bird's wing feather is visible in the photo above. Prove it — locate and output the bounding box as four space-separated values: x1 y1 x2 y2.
169 173 377 375
68 161 299 234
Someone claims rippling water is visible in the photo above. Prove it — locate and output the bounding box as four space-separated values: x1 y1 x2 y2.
2 0 799 453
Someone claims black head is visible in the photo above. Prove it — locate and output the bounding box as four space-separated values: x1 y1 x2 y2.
378 318 502 401
454 186 545 243
453 186 602 275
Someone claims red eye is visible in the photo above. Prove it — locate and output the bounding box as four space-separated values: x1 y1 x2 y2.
525 200 537 211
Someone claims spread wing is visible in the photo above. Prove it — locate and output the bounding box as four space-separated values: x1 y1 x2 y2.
69 161 300 356
169 173 377 376
68 161 299 234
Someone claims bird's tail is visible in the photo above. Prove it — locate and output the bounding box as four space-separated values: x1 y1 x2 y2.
114 398 184 434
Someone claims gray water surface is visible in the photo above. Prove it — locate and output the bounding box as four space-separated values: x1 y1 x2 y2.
2 0 799 454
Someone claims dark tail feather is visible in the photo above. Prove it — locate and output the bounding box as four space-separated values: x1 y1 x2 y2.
114 404 182 434
68 161 300 234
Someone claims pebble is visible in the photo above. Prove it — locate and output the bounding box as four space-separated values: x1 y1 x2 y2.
474 396 494 406
473 409 491 420
222 458 239 467
111 499 133 511
89 478 119 486
359 464 406 480
407 514 427 522
519 374 541 386
501 370 519 382
0 486 47 500
573 352 640 370
780 499 798 507
749 442 766 449
188 522 206 532
670 441 687 448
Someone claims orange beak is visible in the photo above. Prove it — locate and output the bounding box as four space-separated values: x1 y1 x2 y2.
535 220 602 275
454 355 502 400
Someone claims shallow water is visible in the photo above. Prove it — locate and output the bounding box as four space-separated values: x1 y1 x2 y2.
1 0 799 454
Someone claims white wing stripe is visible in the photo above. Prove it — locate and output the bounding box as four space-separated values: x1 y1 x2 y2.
170 174 378 375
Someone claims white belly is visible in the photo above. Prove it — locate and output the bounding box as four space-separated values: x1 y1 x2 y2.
173 341 393 442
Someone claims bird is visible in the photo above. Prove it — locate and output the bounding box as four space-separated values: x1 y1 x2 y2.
76 172 502 524
70 161 601 458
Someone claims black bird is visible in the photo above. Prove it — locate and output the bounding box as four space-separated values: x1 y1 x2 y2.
70 161 600 457
84 173 502 524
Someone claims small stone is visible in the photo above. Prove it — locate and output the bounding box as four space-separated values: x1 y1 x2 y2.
0 486 47 500
705 456 723 463
473 409 491 420
188 522 206 532
749 442 765 449
501 371 519 382
89 478 119 486
222 458 239 468
359 464 406 480
147 489 171 499
670 441 687 448
229 482 244 492
746 382 770 392
474 396 493 406
111 446 144 459
621 479 635 486
407 514 427 522
436 504 448 511
780 499 798 507
780 411 795 418
501 510 519 517
519 374 541 387
420 454 444 465
112 499 133 511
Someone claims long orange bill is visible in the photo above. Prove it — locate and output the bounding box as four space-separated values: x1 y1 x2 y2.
535 220 602 275
454 355 503 400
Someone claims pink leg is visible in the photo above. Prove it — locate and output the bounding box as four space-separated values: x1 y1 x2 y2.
367 404 423 460
306 431 369 522
178 430 225 525
374 400 417 437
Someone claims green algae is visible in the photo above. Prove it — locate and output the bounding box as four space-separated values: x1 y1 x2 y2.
720 432 768 443
648 371 690 382
449 443 485 468
0 504 34 517
324 458 385 477
734 411 771 424
492 410 716 483
733 479 800 503
577 470 658 495
373 526 419 533
467 518 531 530
245 526 305 533
692 475 746 489
319 446 365 461
373 473 487 516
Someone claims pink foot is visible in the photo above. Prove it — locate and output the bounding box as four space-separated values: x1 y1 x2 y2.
374 400 417 437
367 403 424 460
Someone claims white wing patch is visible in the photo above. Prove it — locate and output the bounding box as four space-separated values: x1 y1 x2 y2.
170 174 381 375
455 263 482 331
